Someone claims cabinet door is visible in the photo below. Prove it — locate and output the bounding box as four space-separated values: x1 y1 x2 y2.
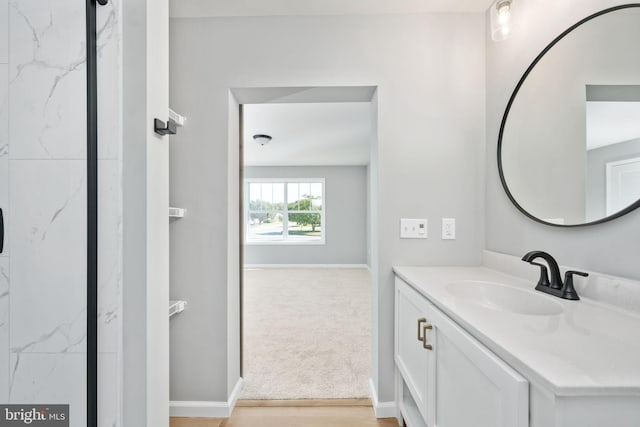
429 306 529 427
395 278 436 423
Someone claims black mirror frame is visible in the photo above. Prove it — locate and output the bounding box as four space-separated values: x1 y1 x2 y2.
497 3 640 228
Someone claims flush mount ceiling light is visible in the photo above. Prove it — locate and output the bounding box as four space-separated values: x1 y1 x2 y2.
491 0 513 42
253 134 272 146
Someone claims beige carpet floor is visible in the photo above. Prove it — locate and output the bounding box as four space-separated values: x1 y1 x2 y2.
240 268 371 400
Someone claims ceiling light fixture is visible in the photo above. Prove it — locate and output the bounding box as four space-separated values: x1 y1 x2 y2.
491 0 513 42
253 134 272 146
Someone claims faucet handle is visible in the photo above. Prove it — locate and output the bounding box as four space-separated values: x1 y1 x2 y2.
561 270 588 301
565 270 589 278
529 261 551 289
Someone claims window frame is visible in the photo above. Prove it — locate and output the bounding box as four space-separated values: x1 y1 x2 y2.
244 178 326 246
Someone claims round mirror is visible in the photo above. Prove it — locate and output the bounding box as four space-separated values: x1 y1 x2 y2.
498 4 640 227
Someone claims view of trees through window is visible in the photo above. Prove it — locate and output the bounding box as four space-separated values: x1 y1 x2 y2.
246 180 324 243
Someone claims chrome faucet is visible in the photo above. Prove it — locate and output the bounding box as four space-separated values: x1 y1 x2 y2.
521 251 588 301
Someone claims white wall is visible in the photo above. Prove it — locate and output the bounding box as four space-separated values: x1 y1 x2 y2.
226 93 241 399
169 13 485 404
587 138 640 221
367 90 380 405
485 0 640 280
146 1 170 426
243 166 368 265
123 0 170 426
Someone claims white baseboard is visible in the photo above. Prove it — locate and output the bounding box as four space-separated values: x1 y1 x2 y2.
369 378 397 419
244 264 368 269
170 377 243 418
228 376 244 411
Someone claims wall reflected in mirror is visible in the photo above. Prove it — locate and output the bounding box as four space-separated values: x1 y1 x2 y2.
500 6 640 226
586 85 640 221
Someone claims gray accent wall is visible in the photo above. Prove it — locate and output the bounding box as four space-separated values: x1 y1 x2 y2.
243 166 368 265
586 138 640 222
170 13 485 405
485 0 640 281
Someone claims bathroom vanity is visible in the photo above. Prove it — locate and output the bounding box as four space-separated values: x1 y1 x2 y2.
392 4 640 426
393 253 640 427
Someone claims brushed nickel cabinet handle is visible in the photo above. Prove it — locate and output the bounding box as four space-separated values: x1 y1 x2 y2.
418 318 427 341
422 323 433 351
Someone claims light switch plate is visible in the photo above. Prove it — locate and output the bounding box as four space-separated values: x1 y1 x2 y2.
442 218 456 240
400 218 428 239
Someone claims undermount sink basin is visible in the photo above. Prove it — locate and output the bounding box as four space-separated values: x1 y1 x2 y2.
446 280 564 316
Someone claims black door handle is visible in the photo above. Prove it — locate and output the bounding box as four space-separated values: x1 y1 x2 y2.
0 208 4 254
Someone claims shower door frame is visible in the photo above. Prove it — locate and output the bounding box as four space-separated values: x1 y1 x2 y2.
86 0 106 425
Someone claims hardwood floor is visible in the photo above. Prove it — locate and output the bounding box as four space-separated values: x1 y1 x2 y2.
236 398 372 407
170 400 400 427
170 418 223 427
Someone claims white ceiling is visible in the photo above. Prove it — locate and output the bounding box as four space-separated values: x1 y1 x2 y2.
586 102 640 150
170 0 495 18
243 102 372 166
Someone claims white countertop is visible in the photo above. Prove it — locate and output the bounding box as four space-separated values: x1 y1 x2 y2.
394 265 640 397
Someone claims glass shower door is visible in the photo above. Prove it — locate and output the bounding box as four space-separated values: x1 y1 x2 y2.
0 1 121 426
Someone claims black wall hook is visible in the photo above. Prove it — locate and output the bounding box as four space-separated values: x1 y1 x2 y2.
154 118 177 136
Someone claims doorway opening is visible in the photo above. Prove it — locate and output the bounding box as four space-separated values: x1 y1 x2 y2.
236 87 378 401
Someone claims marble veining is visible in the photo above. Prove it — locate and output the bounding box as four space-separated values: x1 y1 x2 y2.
7 0 120 161
98 160 120 353
98 353 119 427
0 259 9 402
2 0 122 424
10 160 87 353
9 0 86 159
97 0 120 161
0 10 7 403
0 0 7 64
9 353 86 427
0 65 7 258
0 63 8 151
6 351 119 427
10 308 86 354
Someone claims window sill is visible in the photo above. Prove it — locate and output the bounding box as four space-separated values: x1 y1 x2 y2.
245 240 326 246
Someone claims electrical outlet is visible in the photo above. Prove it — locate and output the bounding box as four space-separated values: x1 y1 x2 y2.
442 218 456 240
400 218 428 239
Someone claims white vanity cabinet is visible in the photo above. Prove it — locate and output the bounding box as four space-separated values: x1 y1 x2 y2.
395 277 529 427
395 276 436 424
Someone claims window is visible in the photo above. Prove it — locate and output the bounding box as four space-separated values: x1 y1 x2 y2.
245 179 325 244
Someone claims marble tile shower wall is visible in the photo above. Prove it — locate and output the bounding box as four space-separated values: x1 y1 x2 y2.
0 1 122 426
